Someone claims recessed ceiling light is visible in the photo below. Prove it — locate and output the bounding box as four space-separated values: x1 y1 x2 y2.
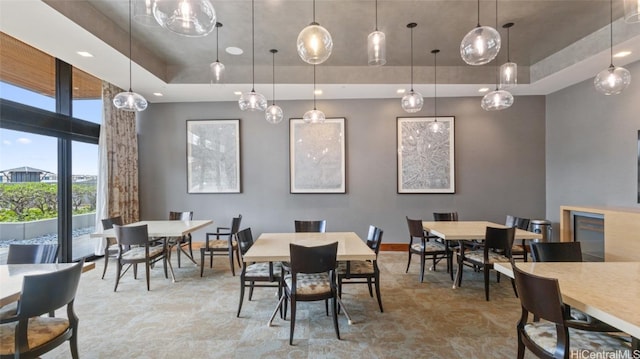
233 91 242 96
226 47 243 55
613 51 632 58
76 51 93 57
153 92 163 97
478 87 490 93
396 89 406 94
314 89 323 95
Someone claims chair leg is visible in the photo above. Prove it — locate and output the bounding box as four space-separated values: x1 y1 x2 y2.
511 278 518 298
374 275 384 313
366 278 373 297
163 254 168 279
249 281 255 300
405 251 412 273
517 331 526 359
146 261 151 291
483 266 490 301
289 298 296 345
70 328 79 359
456 256 464 287
449 251 454 281
332 296 340 340
102 251 110 279
419 253 425 283
114 261 122 292
325 299 329 316
497 271 501 283
237 279 245 317
188 240 193 262
177 244 182 268
200 249 205 277
229 249 236 276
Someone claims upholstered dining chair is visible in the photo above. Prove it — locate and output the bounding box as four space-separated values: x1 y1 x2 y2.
168 211 194 268
0 260 83 359
100 216 123 279
506 215 531 262
512 263 630 359
456 226 516 301
200 214 242 276
294 220 327 233
337 225 384 312
236 228 282 317
283 242 340 345
113 224 168 291
405 217 448 282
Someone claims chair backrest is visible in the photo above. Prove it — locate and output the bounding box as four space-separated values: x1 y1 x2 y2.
433 212 458 221
113 224 150 247
294 220 326 233
512 263 566 324
169 211 193 221
236 227 254 256
366 225 383 255
101 216 123 230
7 244 59 264
530 242 583 262
484 226 516 256
406 217 426 239
290 242 338 274
230 214 243 234
505 215 530 230
17 260 83 319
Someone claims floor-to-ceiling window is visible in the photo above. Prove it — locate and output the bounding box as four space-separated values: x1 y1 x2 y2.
0 33 101 262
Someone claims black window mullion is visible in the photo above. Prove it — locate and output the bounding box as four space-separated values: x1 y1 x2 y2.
56 59 73 263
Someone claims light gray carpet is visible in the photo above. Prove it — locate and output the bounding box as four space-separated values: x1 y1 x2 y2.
43 251 539 358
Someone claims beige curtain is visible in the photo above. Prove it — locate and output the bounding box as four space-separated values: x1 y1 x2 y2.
100 81 140 224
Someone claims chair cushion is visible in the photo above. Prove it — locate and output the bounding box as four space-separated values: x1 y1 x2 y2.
523 322 631 356
0 317 70 355
207 239 238 249
284 273 332 295
122 246 164 260
511 244 526 254
246 262 282 278
463 250 509 264
410 241 446 253
336 260 374 275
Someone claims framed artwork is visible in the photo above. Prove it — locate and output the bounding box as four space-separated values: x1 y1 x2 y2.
290 118 346 193
186 119 241 193
397 116 455 193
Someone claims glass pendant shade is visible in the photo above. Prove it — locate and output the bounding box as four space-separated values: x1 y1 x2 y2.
624 0 640 23
134 0 158 26
210 61 224 83
401 91 424 113
594 66 632 95
499 62 517 89
460 25 501 65
153 0 216 37
303 109 326 124
238 91 267 111
266 105 284 124
113 90 148 112
481 89 514 111
367 31 386 66
297 23 333 65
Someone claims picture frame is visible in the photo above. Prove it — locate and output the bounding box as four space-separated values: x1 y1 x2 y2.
397 116 455 193
186 119 241 193
290 118 346 193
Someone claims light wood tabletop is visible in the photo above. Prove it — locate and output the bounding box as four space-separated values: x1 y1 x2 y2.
422 221 543 241
244 232 376 263
90 219 213 238
494 261 640 340
0 262 95 307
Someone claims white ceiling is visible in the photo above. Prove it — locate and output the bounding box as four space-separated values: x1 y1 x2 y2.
1 0 640 103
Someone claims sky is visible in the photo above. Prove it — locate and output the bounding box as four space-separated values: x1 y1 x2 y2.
0 82 101 176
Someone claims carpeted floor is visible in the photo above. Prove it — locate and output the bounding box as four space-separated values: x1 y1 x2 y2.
43 251 538 359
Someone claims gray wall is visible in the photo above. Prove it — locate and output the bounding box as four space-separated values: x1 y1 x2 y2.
138 96 546 243
546 59 640 235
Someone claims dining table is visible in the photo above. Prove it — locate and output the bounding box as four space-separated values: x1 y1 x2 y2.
421 221 543 288
494 261 640 348
91 219 213 282
0 262 95 307
244 232 377 326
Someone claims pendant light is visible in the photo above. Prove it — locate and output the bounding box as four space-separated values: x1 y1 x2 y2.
428 49 442 133
113 0 148 112
594 0 632 95
266 49 284 124
297 0 333 65
239 0 267 111
153 0 216 37
482 8 513 111
460 0 501 66
499 22 516 89
133 0 158 27
367 0 386 66
209 22 225 83
401 23 423 113
303 65 325 124
624 0 640 23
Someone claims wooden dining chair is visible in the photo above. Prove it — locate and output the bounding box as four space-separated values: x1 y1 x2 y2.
294 220 327 233
0 260 83 359
6 243 58 264
113 224 169 291
405 217 447 282
200 214 242 276
100 216 123 279
506 215 531 262
512 263 630 359
168 211 194 268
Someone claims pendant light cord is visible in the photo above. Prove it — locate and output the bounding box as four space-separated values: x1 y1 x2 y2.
272 50 276 106
215 24 220 61
494 0 499 89
434 51 437 118
128 0 132 92
506 27 510 61
251 0 255 92
609 0 614 67
313 0 316 23
375 0 378 31
313 65 317 110
476 0 481 27
410 26 414 91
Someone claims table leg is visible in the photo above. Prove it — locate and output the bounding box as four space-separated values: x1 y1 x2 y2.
165 245 176 283
267 295 286 327
177 244 198 266
337 296 353 325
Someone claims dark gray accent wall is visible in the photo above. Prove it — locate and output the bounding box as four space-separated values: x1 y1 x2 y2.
546 59 640 238
138 96 546 243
